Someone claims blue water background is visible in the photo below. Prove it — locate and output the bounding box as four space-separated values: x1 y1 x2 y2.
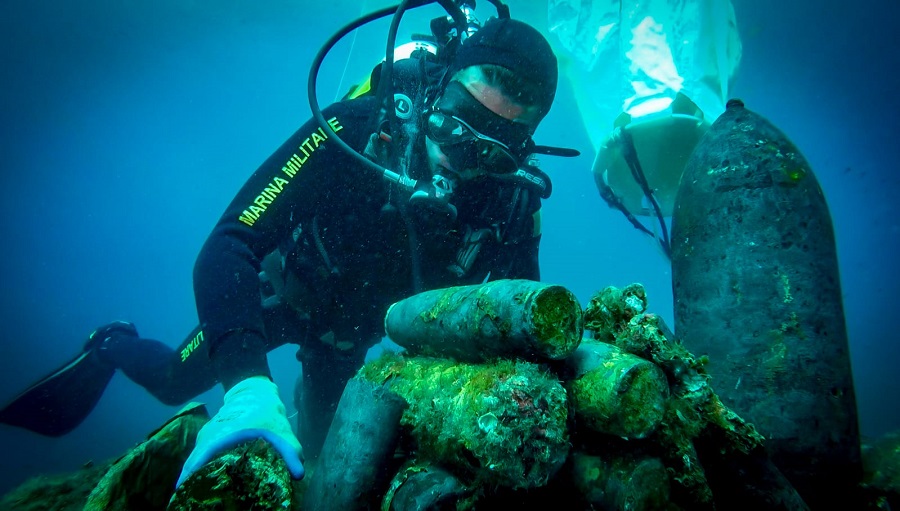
1 0 897 495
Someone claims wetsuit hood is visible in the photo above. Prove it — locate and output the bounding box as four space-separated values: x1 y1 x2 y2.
448 17 558 119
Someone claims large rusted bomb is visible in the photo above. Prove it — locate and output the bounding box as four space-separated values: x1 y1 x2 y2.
671 98 860 507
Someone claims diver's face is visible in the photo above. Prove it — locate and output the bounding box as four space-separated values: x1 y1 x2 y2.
426 77 534 180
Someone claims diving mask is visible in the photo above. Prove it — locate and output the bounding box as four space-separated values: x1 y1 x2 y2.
425 109 520 175
425 80 532 176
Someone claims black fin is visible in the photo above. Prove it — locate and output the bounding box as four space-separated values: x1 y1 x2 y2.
0 350 115 437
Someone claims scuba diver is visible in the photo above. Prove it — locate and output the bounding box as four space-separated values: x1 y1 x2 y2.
0 0 577 486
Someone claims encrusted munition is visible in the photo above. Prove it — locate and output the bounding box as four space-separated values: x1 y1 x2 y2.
565 339 669 439
358 355 570 490
384 279 583 362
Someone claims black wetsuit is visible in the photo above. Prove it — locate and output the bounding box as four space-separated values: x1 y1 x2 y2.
102 93 543 456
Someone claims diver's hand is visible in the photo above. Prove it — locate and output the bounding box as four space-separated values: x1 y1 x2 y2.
176 376 304 488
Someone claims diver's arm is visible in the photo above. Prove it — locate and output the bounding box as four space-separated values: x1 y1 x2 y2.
193 99 372 390
180 99 372 487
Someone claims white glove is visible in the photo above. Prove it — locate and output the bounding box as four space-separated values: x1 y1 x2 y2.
176 376 304 488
